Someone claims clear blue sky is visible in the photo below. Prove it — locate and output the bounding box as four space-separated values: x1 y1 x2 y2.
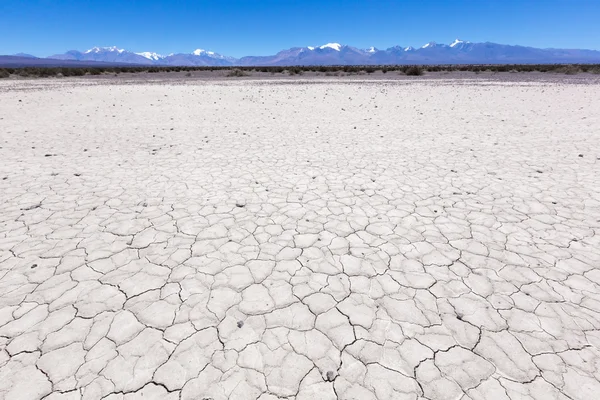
1 0 599 57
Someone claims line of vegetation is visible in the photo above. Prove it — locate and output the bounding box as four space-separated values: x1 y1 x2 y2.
1 64 599 79
226 68 250 77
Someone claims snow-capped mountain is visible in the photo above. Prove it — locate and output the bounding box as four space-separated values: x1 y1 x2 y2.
450 39 471 48
421 42 439 49
319 43 342 51
36 40 600 66
191 49 236 62
85 46 125 54
135 52 165 61
192 48 213 56
49 46 155 65
237 43 371 66
158 49 236 66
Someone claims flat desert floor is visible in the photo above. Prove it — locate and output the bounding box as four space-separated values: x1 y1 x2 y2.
1 76 600 400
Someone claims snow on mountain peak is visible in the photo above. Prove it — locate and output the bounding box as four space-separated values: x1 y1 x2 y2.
84 46 125 54
367 46 376 53
421 42 437 49
450 39 470 48
404 46 414 51
192 49 216 56
319 43 342 51
307 46 315 50
136 52 164 61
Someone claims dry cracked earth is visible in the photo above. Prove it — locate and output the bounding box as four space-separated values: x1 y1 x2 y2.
1 77 600 400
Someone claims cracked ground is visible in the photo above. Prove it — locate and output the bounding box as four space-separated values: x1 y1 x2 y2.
1 77 600 400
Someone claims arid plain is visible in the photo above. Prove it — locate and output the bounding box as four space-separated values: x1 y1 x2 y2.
1 76 600 400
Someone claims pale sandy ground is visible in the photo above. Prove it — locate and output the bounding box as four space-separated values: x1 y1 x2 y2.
1 77 600 400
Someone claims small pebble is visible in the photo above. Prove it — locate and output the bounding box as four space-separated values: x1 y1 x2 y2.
326 371 335 381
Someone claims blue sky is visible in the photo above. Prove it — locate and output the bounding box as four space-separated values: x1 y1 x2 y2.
1 0 599 57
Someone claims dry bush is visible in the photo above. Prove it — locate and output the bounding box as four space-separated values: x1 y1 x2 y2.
226 68 249 77
556 66 581 75
405 66 423 76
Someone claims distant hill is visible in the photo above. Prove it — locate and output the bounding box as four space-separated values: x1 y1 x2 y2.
13 53 37 58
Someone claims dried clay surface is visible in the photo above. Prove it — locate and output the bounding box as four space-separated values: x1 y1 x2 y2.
1 77 600 400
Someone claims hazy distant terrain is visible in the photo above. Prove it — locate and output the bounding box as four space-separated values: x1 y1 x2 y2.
5 39 600 67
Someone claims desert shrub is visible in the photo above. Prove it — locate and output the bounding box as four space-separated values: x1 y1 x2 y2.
405 66 423 76
288 67 303 75
185 72 192 77
578 65 598 73
44 68 60 77
74 68 86 76
226 68 249 77
364 67 376 74
556 66 581 75
0 69 10 78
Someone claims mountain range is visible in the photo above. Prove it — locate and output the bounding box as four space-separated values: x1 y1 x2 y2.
6 40 600 67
